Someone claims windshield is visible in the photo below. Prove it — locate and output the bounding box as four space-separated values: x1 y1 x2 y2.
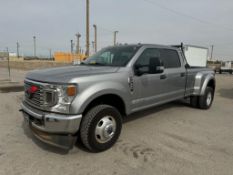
82 45 141 67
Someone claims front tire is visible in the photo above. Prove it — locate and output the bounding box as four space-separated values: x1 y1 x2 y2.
80 105 122 152
198 87 214 109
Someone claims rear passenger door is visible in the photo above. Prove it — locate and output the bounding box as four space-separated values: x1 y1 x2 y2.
159 48 186 100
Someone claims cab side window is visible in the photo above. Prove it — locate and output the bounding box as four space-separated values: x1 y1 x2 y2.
135 48 160 72
160 49 181 68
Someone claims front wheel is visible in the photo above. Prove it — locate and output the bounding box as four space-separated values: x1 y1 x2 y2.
80 105 122 152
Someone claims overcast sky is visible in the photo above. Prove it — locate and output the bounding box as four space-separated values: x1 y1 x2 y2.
0 0 232 60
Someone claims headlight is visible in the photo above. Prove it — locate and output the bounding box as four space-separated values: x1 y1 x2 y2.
51 84 77 113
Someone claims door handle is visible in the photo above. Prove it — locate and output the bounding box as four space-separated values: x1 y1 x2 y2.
160 74 167 80
180 72 185 77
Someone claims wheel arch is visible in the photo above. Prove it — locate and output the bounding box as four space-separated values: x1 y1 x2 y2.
70 80 130 115
200 75 216 95
82 93 127 117
193 72 216 96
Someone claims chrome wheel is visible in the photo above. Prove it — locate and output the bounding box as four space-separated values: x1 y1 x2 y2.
206 92 212 106
95 116 116 143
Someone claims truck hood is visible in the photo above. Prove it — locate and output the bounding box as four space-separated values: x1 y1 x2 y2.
26 65 119 83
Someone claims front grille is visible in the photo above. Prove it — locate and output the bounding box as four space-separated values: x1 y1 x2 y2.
24 81 44 107
24 80 57 110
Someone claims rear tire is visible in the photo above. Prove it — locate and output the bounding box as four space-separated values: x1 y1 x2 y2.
198 87 214 109
80 105 122 152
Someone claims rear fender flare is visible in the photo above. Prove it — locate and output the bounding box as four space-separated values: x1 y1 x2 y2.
194 73 215 96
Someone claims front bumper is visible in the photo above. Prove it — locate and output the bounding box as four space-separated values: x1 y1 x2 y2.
20 102 82 149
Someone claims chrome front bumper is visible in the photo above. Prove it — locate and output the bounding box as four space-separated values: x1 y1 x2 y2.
20 102 82 149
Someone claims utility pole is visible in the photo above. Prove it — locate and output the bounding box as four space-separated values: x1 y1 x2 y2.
210 45 214 60
86 0 90 56
16 42 20 58
33 36 36 57
92 41 95 54
49 49 52 60
76 33 81 54
6 47 11 80
71 40 74 53
113 31 119 46
93 24 97 52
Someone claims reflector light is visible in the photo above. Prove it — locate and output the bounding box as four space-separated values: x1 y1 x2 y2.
66 86 76 96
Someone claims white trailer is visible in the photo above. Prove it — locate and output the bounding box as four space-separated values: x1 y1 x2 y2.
183 45 208 67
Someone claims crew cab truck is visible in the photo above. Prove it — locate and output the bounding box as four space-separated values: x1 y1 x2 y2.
20 44 215 152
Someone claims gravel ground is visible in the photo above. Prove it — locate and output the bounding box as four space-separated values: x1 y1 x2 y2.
0 68 26 82
0 73 233 175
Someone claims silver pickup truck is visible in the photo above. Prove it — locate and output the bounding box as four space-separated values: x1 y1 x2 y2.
20 44 215 152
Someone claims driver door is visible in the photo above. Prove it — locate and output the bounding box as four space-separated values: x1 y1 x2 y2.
132 48 168 111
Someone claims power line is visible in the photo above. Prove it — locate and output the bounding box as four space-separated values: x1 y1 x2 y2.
141 0 233 32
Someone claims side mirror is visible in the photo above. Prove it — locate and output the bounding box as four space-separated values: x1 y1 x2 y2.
134 64 145 76
134 57 164 76
149 57 164 74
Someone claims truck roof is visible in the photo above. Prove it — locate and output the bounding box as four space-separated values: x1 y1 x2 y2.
108 43 180 50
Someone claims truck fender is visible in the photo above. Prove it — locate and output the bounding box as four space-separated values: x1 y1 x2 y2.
70 82 130 115
193 73 215 96
200 75 215 95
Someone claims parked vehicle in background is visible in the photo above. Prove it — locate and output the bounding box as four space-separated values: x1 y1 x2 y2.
183 45 208 67
216 61 233 74
20 43 215 152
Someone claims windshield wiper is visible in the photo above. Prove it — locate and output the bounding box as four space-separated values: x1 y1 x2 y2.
84 62 107 66
80 60 109 66
92 62 107 66
80 61 86 65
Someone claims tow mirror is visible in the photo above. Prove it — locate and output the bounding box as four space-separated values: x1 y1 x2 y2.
134 57 164 76
149 57 164 74
134 64 145 76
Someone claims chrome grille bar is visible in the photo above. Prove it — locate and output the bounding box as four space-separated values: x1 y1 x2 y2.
24 79 57 110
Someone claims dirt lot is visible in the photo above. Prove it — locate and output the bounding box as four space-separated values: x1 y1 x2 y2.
0 68 26 82
0 60 70 71
0 71 233 175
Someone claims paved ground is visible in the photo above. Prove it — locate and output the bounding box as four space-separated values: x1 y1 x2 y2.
0 71 233 175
